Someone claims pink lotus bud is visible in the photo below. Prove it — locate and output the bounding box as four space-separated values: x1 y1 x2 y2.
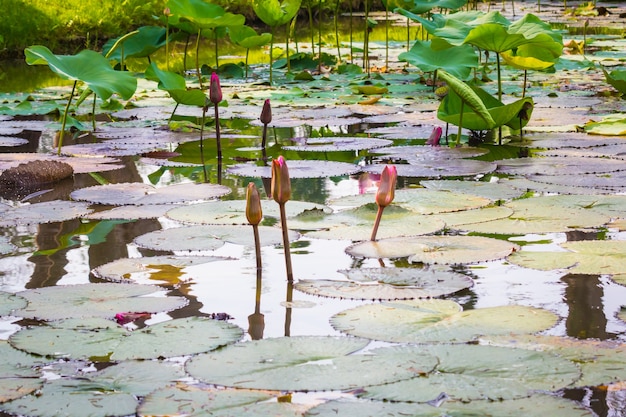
209 72 222 104
375 165 397 208
427 126 442 146
260 99 272 125
246 183 263 226
271 156 291 205
115 312 151 325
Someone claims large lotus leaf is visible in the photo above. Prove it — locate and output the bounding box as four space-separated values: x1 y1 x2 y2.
433 205 514 228
91 256 234 284
585 115 626 136
168 0 244 30
420 179 523 201
501 34 562 71
0 341 45 403
507 240 626 275
347 235 519 264
295 267 473 300
13 283 187 320
103 26 168 60
507 13 561 43
10 316 243 360
228 25 272 49
187 337 438 391
306 396 594 417
460 195 613 235
372 144 488 160
0 291 27 315
139 385 305 417
281 137 392 152
85 204 179 220
145 62 207 107
362 344 580 402
463 23 533 53
496 156 626 176
252 0 302 27
362 159 497 178
166 199 331 225
71 182 231 206
436 69 495 128
0 201 92 227
484 334 626 388
25 46 137 100
398 40 478 79
603 68 626 96
330 299 558 343
227 160 361 178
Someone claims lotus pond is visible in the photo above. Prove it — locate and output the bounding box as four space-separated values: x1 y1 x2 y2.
0 1 626 416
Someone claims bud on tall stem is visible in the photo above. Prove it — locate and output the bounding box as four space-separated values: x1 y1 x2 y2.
246 183 263 270
209 72 222 161
371 165 397 241
271 156 294 281
260 99 271 149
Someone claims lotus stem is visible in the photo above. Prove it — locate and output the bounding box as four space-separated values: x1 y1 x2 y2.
385 1 389 70
269 26 274 85
496 53 502 102
252 224 262 270
456 101 464 146
522 70 527 98
370 205 385 241
195 29 203 89
284 281 293 336
214 31 219 69
91 93 97 132
58 80 77 155
334 0 341 63
214 103 222 161
200 104 208 182
279 203 294 282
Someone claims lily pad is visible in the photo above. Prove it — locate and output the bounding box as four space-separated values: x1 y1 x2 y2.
434 205 515 228
186 337 438 391
91 256 232 285
227 160 361 178
9 316 243 360
295 267 473 300
0 341 45 403
330 299 558 343
13 283 187 320
0 291 27 315
347 235 519 264
0 200 92 227
282 137 392 152
70 182 231 205
585 115 626 136
495 156 626 176
371 144 489 160
0 237 17 255
361 344 580 402
420 179 525 201
362 159 497 178
85 204 180 220
0 153 123 174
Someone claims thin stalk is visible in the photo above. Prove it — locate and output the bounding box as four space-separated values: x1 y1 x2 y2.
318 0 322 70
286 25 291 73
57 81 77 155
165 17 170 71
91 92 97 132
269 26 274 85
200 104 208 182
279 203 294 282
406 18 410 52
349 0 353 64
245 49 249 79
364 0 370 76
214 102 222 161
262 123 268 148
214 30 219 69
183 34 190 71
496 52 502 102
307 1 314 50
284 281 293 336
522 70 527 98
252 225 262 270
195 29 203 89
456 101 464 146
370 205 384 241
385 1 389 70
335 0 341 63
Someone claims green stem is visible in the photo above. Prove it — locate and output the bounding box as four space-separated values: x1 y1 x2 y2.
195 29 203 89
91 92 97 132
370 205 384 241
214 30 219 69
385 1 389 70
284 281 293 336
269 26 274 85
279 203 293 282
58 80 77 155
214 103 222 161
335 0 341 63
456 101 464 146
200 104 208 182
496 52 502 102
252 224 262 270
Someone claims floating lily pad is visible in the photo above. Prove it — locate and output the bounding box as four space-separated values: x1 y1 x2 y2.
227 160 361 178
0 200 92 227
0 341 45 403
496 156 626 176
295 267 473 300
362 159 497 178
14 283 187 320
506 177 615 196
85 204 179 220
434 205 515 228
139 385 306 417
0 237 16 255
71 182 231 205
507 240 626 275
0 136 28 147
282 137 392 152
347 235 519 264
372 145 489 160
0 292 27 315
60 138 170 157
421 179 525 201
331 299 557 343
527 172 626 192
361 344 580 402
9 316 243 360
166 199 331 225
92 256 232 284
186 337 437 391
585 115 626 136
306 396 594 417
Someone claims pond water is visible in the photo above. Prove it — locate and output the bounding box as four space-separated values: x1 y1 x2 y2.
0 2 626 417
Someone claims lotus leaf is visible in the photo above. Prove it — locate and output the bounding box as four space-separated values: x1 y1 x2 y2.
85 204 179 220
496 155 626 176
398 40 478 79
603 68 626 96
0 237 16 255
294 267 473 300
330 299 558 343
252 0 302 27
9 316 243 360
0 341 45 403
364 159 497 178
282 137 392 152
227 160 361 178
187 337 438 391
103 26 168 61
433 205 514 228
0 201 92 227
0 136 28 147
70 182 231 205
168 0 245 31
145 62 207 107
436 69 495 128
421 179 524 201
0 291 26 315
372 144 489 160
585 115 626 136
347 235 519 264
0 153 123 174
13 283 187 320
139 385 305 417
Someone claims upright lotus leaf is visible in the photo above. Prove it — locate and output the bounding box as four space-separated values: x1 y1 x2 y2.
398 40 478 79
464 24 530 54
102 26 168 61
167 0 244 29
392 0 468 14
25 46 136 101
436 69 495 129
253 0 302 27
228 25 272 78
506 13 562 43
145 62 206 107
603 68 626 96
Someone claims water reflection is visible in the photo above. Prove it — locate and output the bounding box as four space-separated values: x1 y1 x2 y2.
561 274 614 340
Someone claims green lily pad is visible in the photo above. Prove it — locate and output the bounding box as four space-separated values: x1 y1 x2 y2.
331 299 557 343
361 344 580 402
187 337 438 391
91 256 235 285
13 283 187 320
139 385 305 417
399 40 478 80
70 182 231 205
0 201 92 227
0 292 27 315
282 137 392 152
227 160 361 178
507 240 626 275
85 204 180 220
363 159 497 178
0 341 45 403
420 179 524 201
306 396 594 417
294 267 473 300
372 144 489 160
585 115 626 136
9 316 243 360
602 67 626 96
347 235 519 264
434 205 515 228
496 156 626 176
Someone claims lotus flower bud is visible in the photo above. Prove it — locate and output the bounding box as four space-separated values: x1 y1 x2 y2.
209 72 222 104
426 126 442 146
271 155 291 205
260 99 272 125
375 165 397 208
163 7 171 16
246 183 263 226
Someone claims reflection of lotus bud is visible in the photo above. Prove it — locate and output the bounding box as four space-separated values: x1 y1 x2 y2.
271 156 291 205
375 165 397 208
427 126 443 146
260 99 272 125
209 72 222 104
246 183 263 226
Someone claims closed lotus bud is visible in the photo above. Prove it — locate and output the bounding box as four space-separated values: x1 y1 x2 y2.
246 183 263 226
271 156 291 205
426 126 442 146
163 7 171 16
209 72 222 104
375 165 397 208
260 99 272 125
